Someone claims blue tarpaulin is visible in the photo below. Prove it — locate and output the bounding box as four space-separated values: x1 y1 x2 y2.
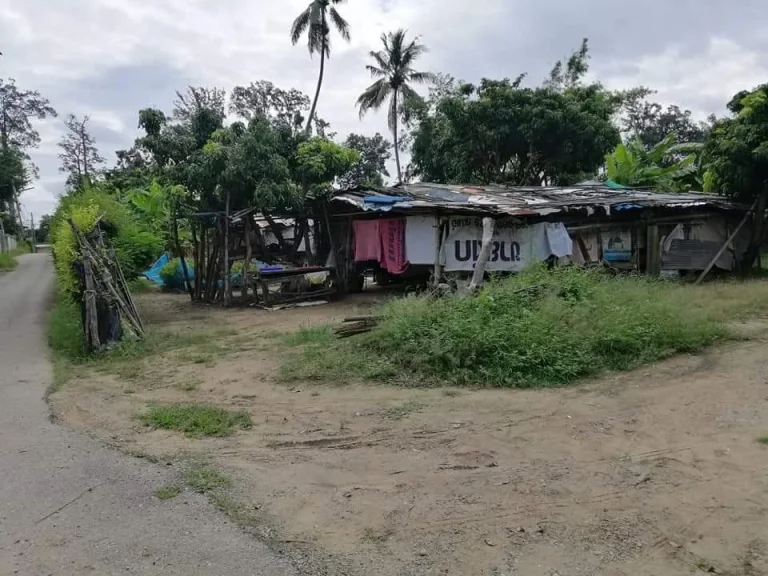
142 253 194 289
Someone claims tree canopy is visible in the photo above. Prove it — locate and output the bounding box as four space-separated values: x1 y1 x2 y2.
408 42 620 186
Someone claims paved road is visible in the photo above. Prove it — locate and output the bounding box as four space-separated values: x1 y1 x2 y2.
0 254 296 576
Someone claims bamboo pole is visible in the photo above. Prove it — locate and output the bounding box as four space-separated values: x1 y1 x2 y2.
83 257 101 350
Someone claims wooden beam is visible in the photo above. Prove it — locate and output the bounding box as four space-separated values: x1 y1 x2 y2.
694 203 755 285
646 224 660 276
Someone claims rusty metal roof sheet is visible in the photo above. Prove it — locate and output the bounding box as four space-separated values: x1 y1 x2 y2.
332 183 745 217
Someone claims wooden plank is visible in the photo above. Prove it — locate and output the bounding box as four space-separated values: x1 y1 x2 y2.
646 224 660 276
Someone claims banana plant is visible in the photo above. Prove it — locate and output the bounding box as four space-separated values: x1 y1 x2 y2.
605 133 702 191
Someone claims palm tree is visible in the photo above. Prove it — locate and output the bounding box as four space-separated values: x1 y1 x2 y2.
291 0 350 135
357 30 434 183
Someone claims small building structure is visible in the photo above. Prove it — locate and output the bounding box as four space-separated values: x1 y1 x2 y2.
325 182 754 291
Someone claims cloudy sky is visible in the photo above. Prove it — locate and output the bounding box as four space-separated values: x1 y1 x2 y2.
2 0 767 219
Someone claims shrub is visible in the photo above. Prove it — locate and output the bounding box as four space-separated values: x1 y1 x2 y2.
50 186 162 296
282 267 734 388
159 257 185 290
0 252 17 271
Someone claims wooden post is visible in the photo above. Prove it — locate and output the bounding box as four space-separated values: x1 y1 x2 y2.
469 217 495 292
191 223 202 302
646 224 660 276
243 215 252 302
224 191 231 307
83 257 101 350
322 203 336 269
695 205 754 285
173 214 193 299
432 217 443 287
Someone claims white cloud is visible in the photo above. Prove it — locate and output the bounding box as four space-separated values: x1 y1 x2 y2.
0 0 765 218
598 37 768 119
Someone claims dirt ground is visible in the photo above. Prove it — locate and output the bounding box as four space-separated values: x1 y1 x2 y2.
51 291 768 576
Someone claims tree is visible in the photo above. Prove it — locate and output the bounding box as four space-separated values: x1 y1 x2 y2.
338 132 391 188
0 78 56 224
605 134 701 190
36 213 52 243
357 30 434 183
295 137 359 196
408 56 620 186
58 114 105 190
703 84 768 266
619 89 710 147
290 0 350 134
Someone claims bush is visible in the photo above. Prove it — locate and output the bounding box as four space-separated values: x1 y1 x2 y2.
50 186 162 296
282 267 733 388
0 252 17 271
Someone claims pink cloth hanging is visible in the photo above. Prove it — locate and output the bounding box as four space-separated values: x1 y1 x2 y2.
379 218 409 275
353 220 381 262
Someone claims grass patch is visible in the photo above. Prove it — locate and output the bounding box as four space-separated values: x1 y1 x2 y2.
185 464 232 492
0 252 18 271
281 323 334 347
140 404 252 438
384 400 425 420
128 277 155 293
757 436 768 445
154 485 182 500
281 267 768 389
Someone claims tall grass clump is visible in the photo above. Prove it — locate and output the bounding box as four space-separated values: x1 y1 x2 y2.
0 252 18 271
283 266 739 388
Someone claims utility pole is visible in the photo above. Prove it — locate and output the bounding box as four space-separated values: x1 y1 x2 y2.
29 213 36 253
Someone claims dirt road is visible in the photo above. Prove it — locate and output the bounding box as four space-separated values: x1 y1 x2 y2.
0 254 296 576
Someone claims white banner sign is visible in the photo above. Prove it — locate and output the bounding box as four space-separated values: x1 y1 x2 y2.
441 217 571 272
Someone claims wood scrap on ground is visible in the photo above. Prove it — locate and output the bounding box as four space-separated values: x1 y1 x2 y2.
335 316 379 338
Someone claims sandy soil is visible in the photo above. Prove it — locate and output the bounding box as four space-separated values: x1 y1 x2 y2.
51 291 768 576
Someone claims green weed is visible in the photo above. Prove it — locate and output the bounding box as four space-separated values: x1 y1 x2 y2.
154 485 182 500
185 464 232 492
281 323 334 347
0 252 18 271
140 404 252 437
281 267 768 389
757 436 768 445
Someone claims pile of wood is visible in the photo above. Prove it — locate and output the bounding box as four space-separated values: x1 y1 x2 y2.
69 218 145 351
335 316 379 338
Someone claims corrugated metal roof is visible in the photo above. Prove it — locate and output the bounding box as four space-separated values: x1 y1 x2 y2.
332 183 745 217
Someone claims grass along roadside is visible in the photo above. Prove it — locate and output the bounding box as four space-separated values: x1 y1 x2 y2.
280 267 768 389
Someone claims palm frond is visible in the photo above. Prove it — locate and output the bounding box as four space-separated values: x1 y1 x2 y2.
357 79 392 118
366 65 387 78
369 50 391 74
290 8 311 45
328 7 350 41
407 71 436 84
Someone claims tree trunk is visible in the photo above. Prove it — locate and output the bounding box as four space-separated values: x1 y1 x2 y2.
305 29 326 135
469 217 495 292
392 90 402 184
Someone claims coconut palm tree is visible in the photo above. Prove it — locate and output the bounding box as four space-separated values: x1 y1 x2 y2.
290 0 350 134
357 30 434 183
